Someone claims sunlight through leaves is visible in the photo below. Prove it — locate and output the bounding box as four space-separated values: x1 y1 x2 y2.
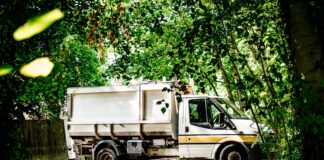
20 57 54 78
13 9 64 41
0 64 13 76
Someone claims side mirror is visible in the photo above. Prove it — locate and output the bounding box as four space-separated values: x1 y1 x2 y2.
219 112 225 125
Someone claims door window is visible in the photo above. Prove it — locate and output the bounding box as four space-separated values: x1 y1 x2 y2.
189 99 223 129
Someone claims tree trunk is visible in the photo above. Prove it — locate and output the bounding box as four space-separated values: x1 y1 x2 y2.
281 0 324 159
227 52 244 109
219 59 235 104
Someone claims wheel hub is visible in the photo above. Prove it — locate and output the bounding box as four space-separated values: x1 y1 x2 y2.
99 153 114 160
227 151 241 160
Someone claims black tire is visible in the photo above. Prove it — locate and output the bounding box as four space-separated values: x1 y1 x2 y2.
96 148 117 160
219 144 248 160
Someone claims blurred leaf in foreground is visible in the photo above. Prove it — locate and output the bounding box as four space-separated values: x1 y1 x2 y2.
0 64 13 76
20 57 54 78
13 9 64 41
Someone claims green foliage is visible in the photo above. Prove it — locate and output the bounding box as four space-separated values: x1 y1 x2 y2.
1 0 322 159
17 35 104 119
0 0 105 159
293 80 324 137
86 0 298 159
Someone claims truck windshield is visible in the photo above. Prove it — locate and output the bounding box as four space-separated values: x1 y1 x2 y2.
211 98 248 119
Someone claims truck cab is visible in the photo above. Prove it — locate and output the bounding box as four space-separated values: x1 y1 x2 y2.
178 95 261 159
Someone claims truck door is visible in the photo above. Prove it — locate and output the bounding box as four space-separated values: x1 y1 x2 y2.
183 98 228 158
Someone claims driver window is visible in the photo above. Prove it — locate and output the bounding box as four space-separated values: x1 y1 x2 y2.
189 99 223 129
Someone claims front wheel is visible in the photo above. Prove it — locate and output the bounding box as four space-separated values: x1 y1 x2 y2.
96 148 117 160
219 144 247 160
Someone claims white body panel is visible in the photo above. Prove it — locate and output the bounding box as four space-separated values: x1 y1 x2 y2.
71 91 139 122
230 119 258 135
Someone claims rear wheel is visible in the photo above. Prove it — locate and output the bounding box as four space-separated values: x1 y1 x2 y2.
96 148 117 160
219 144 247 160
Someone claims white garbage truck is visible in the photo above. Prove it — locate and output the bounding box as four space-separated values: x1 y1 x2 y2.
63 82 261 160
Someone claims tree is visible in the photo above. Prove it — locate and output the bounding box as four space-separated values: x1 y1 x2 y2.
0 0 104 159
280 0 324 159
88 0 296 158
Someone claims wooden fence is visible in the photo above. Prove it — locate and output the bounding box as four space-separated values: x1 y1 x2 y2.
22 120 68 160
